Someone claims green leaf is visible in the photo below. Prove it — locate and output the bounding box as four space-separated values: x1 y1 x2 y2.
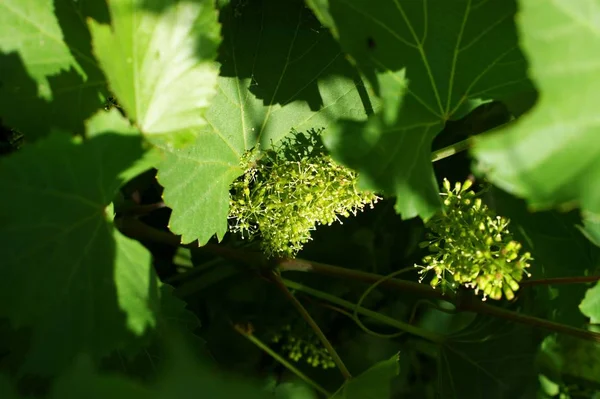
50 331 273 399
158 0 374 245
0 375 18 399
0 0 77 99
51 355 151 399
0 110 160 375
157 131 242 244
0 0 109 141
538 335 600 394
440 316 540 399
88 0 221 142
273 379 319 399
308 0 531 219
154 331 273 399
580 282 600 324
100 284 204 382
472 0 600 242
331 354 399 399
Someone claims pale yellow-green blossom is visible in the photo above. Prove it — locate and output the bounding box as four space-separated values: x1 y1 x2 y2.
417 178 532 301
229 129 379 258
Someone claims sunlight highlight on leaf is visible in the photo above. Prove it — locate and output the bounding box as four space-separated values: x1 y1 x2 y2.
0 0 79 99
89 0 221 140
473 0 600 245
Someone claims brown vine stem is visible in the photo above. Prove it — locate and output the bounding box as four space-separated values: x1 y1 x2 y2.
278 258 448 300
456 296 600 343
519 275 600 286
270 272 352 381
116 219 600 344
279 258 600 344
116 217 264 265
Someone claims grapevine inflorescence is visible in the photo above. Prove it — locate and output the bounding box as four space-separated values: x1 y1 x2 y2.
271 324 335 369
228 128 379 258
417 178 533 301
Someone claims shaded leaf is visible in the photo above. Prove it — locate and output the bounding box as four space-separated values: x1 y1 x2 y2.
486 186 600 327
439 316 540 399
154 329 271 399
158 0 373 245
89 0 221 144
0 375 18 399
50 331 273 399
273 379 319 399
537 334 600 395
0 110 160 375
101 284 204 382
308 0 531 219
332 354 399 399
51 355 150 399
472 0 600 246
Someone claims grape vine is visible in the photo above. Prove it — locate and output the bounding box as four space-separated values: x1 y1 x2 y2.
1 1 600 399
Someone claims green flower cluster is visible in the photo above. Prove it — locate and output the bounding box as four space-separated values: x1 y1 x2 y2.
271 324 335 369
417 178 532 301
229 128 379 258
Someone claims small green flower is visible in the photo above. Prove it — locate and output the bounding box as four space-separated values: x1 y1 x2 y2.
416 178 532 301
229 128 379 258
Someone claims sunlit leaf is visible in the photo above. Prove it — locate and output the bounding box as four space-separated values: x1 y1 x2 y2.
473 0 600 246
89 0 221 143
580 282 600 324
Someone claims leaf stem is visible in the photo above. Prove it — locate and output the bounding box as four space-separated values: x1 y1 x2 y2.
282 278 446 344
270 272 352 381
431 137 471 162
233 324 331 397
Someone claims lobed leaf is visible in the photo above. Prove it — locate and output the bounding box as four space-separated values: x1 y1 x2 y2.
0 110 160 375
308 0 531 219
157 0 374 245
472 0 600 245
89 0 221 143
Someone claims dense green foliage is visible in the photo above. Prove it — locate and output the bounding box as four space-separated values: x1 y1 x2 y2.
0 0 599 398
